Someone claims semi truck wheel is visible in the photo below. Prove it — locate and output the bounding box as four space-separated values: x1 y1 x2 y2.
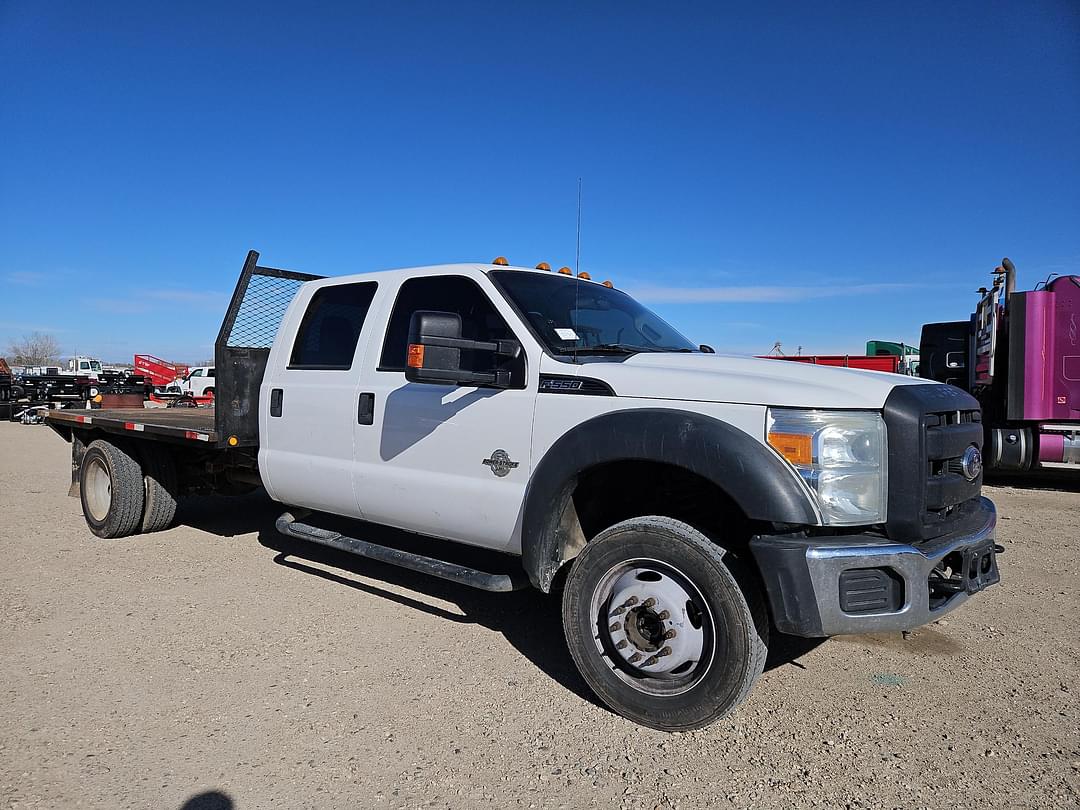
138 446 178 533
79 440 146 538
561 516 768 731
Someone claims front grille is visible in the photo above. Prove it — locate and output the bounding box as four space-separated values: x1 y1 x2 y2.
883 384 985 542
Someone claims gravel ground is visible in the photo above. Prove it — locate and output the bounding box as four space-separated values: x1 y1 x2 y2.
1 420 1077 810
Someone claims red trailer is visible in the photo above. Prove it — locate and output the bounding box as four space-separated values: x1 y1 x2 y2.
133 355 188 389
759 354 901 373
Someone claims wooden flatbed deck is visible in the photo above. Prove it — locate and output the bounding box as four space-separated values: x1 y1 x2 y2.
48 406 218 444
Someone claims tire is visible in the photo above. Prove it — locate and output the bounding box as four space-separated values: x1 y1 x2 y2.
79 440 146 538
561 516 768 731
204 387 214 397
138 445 178 533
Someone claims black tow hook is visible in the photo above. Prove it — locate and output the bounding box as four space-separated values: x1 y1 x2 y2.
993 544 1005 555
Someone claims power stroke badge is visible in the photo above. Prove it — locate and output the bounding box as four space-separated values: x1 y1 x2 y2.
482 449 519 477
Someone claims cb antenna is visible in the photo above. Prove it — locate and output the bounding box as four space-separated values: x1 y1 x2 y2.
575 177 582 275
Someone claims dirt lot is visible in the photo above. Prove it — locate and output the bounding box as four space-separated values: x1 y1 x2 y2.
0 421 1077 810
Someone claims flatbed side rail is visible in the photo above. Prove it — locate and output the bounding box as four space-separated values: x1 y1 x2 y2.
47 408 218 446
214 250 323 449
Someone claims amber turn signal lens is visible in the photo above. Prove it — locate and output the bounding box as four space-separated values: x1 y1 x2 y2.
767 432 813 466
407 344 425 368
535 262 551 271
558 266 572 275
492 256 509 266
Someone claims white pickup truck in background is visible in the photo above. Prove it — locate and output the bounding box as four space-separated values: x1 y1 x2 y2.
47 250 1002 730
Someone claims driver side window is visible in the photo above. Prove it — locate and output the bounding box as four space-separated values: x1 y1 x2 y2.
378 275 526 386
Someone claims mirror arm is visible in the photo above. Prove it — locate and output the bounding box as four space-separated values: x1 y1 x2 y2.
417 334 521 358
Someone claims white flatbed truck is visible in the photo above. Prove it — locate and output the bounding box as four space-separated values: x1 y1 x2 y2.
48 250 1001 730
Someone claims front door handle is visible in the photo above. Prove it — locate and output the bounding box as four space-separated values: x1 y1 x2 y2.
270 388 283 417
357 392 375 425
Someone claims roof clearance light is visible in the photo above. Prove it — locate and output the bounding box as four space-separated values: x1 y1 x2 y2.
602 280 614 288
558 266 572 275
492 256 509 266
535 262 551 271
407 344 425 368
578 271 591 280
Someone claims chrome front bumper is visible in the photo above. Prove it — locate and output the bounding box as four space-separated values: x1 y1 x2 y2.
750 497 999 637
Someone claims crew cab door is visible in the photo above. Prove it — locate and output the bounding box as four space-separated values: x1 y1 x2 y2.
260 281 380 516
351 274 536 551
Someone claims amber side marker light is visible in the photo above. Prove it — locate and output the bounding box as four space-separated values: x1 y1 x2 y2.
767 431 813 466
492 256 509 266
535 262 551 271
407 344 425 368
228 435 239 447
93 394 103 403
558 266 572 275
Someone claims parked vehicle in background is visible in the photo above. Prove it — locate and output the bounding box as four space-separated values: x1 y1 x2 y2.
761 353 902 373
47 250 1001 731
180 366 216 397
64 356 104 379
134 354 190 392
866 340 919 375
920 257 1079 473
0 358 12 420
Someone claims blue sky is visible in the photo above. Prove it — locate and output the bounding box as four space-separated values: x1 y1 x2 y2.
2 1 1078 363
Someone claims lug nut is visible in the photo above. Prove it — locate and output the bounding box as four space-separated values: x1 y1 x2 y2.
658 610 670 620
628 652 642 663
642 655 659 667
623 596 639 607
609 622 621 632
658 646 672 657
610 606 626 616
642 597 656 608
663 629 677 640
615 640 627 650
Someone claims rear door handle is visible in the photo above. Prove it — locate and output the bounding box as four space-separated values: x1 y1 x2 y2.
270 388 283 417
357 392 375 425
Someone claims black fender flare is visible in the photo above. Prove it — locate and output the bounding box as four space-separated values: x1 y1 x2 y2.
521 408 819 591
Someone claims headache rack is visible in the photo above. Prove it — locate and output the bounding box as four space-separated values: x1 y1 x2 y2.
214 250 322 448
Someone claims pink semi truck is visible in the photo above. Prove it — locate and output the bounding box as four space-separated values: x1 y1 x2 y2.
920 258 1079 472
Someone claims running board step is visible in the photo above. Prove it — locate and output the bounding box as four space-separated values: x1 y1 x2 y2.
275 512 528 593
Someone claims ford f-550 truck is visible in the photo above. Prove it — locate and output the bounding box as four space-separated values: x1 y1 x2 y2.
47 251 1001 731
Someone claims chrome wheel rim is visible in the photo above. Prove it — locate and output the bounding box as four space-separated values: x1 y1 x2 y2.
589 557 715 696
84 457 112 522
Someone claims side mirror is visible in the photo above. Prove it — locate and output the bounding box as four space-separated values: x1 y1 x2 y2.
405 310 521 388
699 344 716 354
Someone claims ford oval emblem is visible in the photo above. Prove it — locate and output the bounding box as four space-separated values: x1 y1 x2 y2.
961 445 983 481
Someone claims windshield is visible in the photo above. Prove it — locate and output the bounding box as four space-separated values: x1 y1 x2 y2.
492 271 697 356
89 361 101 371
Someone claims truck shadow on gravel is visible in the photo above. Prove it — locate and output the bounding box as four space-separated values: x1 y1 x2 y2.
177 493 823 713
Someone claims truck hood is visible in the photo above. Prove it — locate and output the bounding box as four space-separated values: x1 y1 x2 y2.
559 353 933 410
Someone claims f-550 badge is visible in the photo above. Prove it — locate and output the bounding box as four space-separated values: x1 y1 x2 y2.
482 449 519 477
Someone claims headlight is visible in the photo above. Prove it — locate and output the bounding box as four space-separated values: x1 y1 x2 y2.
767 408 888 526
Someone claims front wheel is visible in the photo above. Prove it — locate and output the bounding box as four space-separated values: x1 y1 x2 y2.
561 516 768 731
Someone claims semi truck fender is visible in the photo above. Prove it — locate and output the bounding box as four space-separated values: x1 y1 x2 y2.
521 409 819 591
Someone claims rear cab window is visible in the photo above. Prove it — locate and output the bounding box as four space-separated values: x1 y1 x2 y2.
290 282 379 370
